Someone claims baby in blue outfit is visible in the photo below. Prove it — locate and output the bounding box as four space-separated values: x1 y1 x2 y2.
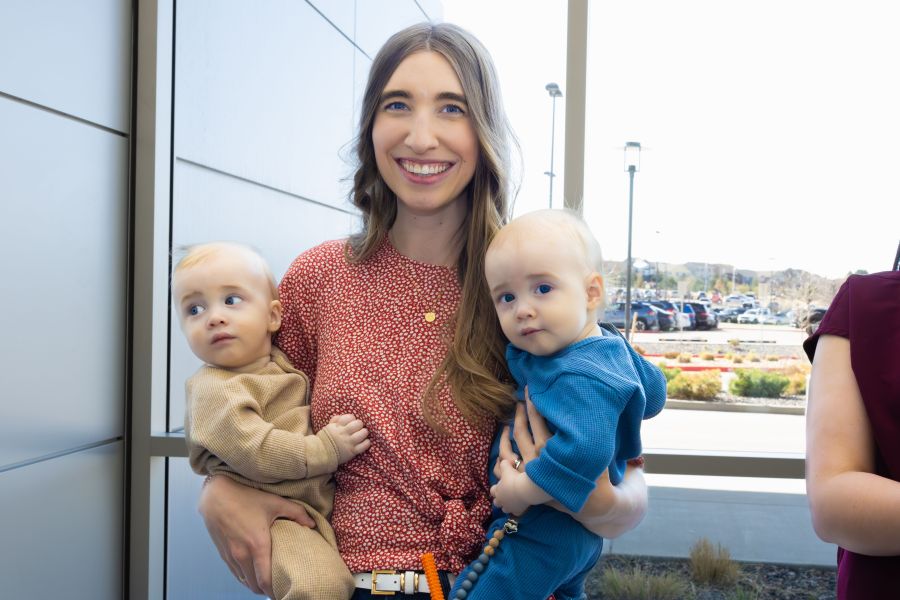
450 209 666 600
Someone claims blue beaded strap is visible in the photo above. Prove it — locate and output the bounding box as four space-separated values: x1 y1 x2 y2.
452 517 519 599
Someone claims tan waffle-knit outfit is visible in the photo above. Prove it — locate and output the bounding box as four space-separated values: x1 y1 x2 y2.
185 348 354 600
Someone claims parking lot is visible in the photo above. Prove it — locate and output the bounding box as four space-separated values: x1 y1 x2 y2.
630 322 807 347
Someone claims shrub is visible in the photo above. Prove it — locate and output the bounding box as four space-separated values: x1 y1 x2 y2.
724 353 733 361
728 338 742 349
746 353 761 362
732 355 744 364
663 350 680 359
700 351 716 361
677 352 693 363
765 354 780 362
690 537 740 586
599 566 691 600
668 370 722 400
657 363 682 383
633 344 647 356
729 369 790 398
784 372 808 396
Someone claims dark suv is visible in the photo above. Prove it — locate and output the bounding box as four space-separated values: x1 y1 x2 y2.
603 302 660 331
687 302 718 330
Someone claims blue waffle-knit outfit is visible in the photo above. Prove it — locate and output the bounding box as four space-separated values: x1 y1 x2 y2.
450 324 666 600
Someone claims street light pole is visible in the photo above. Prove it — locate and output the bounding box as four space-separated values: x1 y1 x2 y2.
545 83 563 209
623 141 641 341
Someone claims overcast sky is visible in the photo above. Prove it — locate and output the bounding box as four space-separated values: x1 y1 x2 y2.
443 0 899 279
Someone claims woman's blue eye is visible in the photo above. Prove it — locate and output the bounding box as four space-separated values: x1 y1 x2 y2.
499 293 515 304
224 295 243 306
536 284 553 295
188 305 204 316
385 101 408 111
442 104 465 114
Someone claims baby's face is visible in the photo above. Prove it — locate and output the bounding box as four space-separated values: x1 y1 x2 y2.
172 247 280 369
485 223 602 356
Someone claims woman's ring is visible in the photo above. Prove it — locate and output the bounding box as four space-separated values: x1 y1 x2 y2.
513 457 522 470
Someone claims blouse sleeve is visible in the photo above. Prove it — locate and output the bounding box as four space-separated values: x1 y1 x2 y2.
275 245 328 388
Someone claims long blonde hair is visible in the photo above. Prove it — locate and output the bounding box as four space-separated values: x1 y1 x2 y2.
347 22 517 427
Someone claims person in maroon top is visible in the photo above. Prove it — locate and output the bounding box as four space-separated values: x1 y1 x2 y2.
804 269 900 599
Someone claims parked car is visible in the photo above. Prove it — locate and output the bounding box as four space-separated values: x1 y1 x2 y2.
761 311 793 326
724 294 755 308
602 302 660 331
649 301 691 330
648 305 676 331
737 307 772 324
716 306 746 323
687 302 718 330
678 302 697 330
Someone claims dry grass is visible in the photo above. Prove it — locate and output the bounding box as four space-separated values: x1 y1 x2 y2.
667 370 722 400
700 351 716 361
690 538 741 587
746 353 761 363
598 565 691 600
633 344 647 356
663 350 680 359
765 354 780 362
677 352 693 363
732 355 744 364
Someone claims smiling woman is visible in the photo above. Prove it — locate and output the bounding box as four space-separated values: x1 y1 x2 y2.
372 51 478 218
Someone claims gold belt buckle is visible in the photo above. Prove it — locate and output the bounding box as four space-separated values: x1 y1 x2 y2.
371 569 396 595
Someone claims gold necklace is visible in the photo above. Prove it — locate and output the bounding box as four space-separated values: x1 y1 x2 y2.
390 241 451 324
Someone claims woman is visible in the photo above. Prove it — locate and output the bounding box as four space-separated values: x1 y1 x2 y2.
805 268 900 598
200 22 648 599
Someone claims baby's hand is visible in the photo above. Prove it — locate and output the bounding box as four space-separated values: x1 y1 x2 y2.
490 460 532 516
325 414 370 465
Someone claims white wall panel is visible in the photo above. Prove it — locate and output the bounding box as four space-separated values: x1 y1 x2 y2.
0 442 123 599
166 457 257 599
354 0 428 58
416 0 444 22
176 0 357 209
168 160 357 430
307 0 355 40
0 0 131 133
0 98 127 467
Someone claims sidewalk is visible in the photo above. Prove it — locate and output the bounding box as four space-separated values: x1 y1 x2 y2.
607 408 836 566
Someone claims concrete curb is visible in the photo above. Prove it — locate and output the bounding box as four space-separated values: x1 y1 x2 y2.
665 398 805 416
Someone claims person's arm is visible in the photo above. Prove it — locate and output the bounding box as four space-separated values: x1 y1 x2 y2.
188 375 347 482
495 398 648 538
198 474 316 596
806 334 900 555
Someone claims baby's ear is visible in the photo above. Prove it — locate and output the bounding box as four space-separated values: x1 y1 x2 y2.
586 273 604 310
268 300 283 333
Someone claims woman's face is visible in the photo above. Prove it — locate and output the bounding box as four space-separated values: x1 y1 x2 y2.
372 51 479 218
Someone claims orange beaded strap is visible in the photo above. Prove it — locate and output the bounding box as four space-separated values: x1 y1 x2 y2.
451 517 519 599
421 552 444 600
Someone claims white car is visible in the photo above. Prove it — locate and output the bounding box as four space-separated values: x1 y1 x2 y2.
737 308 772 324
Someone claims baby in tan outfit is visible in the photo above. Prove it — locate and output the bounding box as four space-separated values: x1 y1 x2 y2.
172 242 369 600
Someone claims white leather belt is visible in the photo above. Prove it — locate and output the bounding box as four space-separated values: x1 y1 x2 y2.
353 570 456 595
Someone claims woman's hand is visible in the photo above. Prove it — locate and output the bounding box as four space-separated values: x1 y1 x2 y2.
494 389 648 538
198 475 316 596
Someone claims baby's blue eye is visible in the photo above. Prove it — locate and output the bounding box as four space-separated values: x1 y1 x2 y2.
188 305 204 316
536 284 553 295
499 293 515 304
224 295 243 306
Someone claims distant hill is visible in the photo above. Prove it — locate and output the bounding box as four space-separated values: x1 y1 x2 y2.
602 259 847 308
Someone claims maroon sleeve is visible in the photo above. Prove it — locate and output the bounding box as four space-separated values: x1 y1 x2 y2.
803 277 851 361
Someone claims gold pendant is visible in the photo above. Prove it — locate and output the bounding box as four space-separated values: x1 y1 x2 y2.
424 311 436 323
